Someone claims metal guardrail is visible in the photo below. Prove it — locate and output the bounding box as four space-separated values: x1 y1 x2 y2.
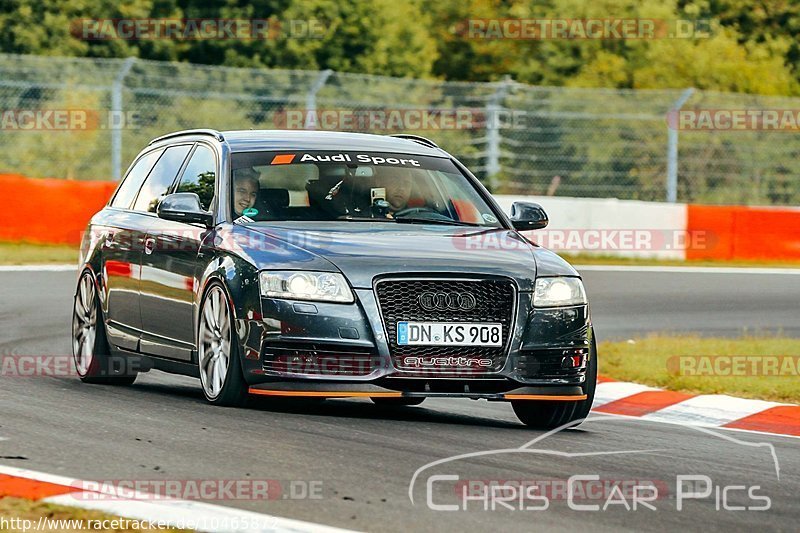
0 53 798 205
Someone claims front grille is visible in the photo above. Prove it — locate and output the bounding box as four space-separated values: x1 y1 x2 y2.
262 342 380 376
375 277 516 373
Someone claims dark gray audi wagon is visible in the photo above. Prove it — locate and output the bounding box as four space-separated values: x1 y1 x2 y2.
72 129 597 428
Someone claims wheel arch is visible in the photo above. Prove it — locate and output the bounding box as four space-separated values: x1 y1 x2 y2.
194 253 260 368
76 263 110 325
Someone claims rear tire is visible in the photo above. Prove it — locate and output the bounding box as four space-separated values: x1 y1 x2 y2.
371 397 425 407
72 271 137 385
197 282 248 407
512 332 597 429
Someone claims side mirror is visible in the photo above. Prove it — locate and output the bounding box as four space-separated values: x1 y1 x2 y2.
510 201 549 231
156 193 213 227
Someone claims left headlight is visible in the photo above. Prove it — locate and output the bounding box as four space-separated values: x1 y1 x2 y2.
259 271 354 303
533 277 587 307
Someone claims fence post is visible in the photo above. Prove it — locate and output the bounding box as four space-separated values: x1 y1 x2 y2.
111 57 136 181
666 87 694 202
305 69 333 130
485 77 512 189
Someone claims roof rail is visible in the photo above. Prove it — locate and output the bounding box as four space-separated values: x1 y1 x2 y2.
388 134 439 149
149 129 224 145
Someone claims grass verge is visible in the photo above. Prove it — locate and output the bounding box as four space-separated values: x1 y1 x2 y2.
0 497 188 531
0 242 78 265
599 335 800 404
560 253 800 269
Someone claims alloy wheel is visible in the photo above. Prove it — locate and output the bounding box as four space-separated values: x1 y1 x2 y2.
72 273 97 376
198 285 232 399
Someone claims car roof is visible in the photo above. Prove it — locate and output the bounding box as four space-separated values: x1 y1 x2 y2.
223 130 447 156
151 129 449 157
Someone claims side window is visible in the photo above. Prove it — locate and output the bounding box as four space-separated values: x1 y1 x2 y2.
175 145 216 211
132 145 192 213
110 149 164 209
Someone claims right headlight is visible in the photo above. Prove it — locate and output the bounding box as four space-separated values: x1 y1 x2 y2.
533 277 587 307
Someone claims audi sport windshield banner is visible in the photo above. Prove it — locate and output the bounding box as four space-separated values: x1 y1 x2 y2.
231 151 461 173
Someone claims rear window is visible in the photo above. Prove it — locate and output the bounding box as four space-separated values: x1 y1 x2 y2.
132 144 192 213
111 149 163 209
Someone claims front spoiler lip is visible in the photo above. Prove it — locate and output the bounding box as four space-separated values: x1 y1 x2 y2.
248 382 586 401
253 367 587 386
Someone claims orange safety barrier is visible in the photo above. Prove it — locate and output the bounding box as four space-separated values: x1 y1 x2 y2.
687 204 800 261
2 173 799 261
0 174 116 245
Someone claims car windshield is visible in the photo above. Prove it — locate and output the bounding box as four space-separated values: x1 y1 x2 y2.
229 151 503 227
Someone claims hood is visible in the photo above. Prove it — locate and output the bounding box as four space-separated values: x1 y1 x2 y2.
240 221 578 290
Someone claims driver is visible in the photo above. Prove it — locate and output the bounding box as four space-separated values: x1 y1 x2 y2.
373 167 413 215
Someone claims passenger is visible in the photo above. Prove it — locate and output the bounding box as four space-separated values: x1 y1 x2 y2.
232 168 260 216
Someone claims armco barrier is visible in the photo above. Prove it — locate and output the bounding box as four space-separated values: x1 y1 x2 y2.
0 174 116 245
687 204 800 261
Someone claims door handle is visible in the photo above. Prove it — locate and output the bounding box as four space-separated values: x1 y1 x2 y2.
144 237 155 255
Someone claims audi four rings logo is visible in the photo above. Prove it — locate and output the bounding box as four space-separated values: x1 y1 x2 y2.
418 291 477 311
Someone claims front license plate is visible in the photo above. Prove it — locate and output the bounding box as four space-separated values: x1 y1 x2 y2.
397 322 502 347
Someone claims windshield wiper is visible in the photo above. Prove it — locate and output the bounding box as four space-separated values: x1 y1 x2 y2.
393 216 481 227
336 216 396 222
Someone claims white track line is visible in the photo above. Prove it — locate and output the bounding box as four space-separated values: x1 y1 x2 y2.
2 264 798 275
0 264 76 272
575 265 800 275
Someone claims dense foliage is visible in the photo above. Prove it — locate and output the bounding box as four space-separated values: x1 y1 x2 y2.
1 0 799 95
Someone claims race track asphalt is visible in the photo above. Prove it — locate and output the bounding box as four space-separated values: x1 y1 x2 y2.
1 268 798 532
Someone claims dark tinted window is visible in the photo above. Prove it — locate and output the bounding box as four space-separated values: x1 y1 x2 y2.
175 145 216 211
132 145 192 213
110 149 163 209
228 151 502 227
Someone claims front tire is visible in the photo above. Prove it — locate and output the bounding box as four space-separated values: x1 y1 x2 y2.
72 271 137 385
197 282 248 406
512 332 598 429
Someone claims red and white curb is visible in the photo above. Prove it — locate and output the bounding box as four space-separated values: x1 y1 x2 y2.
592 376 800 438
0 465 353 533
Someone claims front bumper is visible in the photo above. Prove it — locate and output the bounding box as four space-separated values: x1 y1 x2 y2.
237 281 591 391
249 381 587 401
